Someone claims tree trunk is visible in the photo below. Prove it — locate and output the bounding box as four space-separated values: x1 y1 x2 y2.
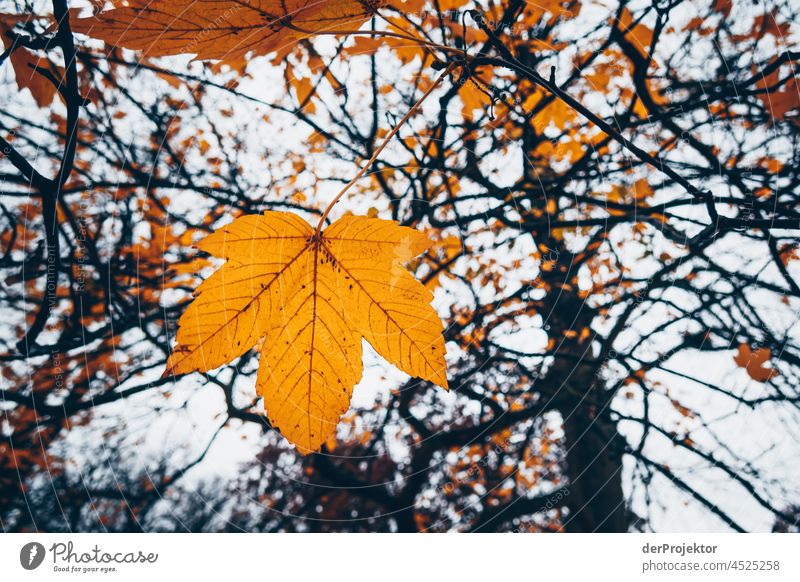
562 402 627 532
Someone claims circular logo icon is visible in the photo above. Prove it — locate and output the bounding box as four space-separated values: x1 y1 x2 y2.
20 542 46 570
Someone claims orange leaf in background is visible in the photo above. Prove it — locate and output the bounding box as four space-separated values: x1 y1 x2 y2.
165 211 448 453
711 0 733 18
424 235 462 290
618 8 654 58
438 0 470 9
73 0 387 62
733 344 779 383
778 243 799 266
345 35 386 56
755 66 800 122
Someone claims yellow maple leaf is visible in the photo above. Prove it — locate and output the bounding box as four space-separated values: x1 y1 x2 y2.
72 0 387 62
165 211 448 453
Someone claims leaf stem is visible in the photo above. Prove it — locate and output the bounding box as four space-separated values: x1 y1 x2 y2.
315 63 455 235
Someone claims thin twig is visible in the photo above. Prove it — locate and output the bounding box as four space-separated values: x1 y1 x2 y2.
315 62 455 234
